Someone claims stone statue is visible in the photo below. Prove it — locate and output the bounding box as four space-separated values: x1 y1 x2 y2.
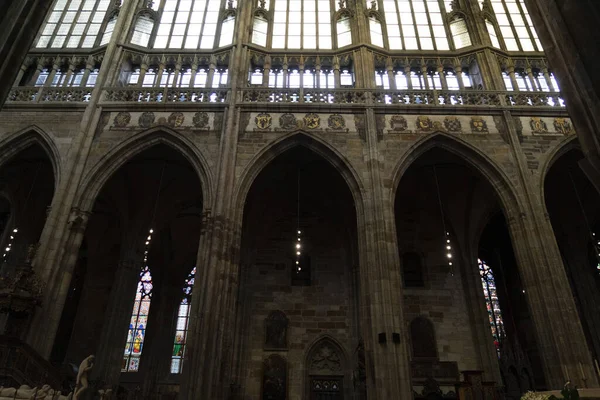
74 355 95 399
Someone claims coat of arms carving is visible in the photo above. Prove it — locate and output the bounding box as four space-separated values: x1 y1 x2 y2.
470 117 488 133
327 114 346 130
416 116 433 132
553 118 572 135
530 117 548 133
193 112 210 129
390 115 408 132
168 112 185 128
255 113 272 130
113 112 131 128
279 113 297 130
304 113 321 129
444 116 462 132
138 112 155 128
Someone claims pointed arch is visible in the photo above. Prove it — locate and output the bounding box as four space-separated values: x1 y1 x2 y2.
75 127 213 212
304 335 350 399
0 125 61 188
538 135 580 204
233 131 365 222
391 132 523 220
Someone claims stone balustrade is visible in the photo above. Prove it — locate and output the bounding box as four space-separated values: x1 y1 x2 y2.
6 86 565 109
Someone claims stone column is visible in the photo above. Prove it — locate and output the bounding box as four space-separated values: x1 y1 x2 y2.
45 59 60 87
93 252 144 388
525 67 537 91
137 62 148 87
386 57 396 90
438 64 448 90
14 64 28 87
502 112 599 388
206 55 217 88
262 54 271 87
25 0 140 359
80 57 95 88
31 61 45 87
172 57 182 88
455 65 466 90
404 65 412 89
62 59 76 87
421 65 429 90
507 65 519 92
542 68 555 92
333 55 341 88
190 57 198 88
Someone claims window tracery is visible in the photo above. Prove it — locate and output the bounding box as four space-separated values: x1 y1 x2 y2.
381 0 450 50
36 0 117 49
479 258 505 357
171 267 196 374
122 229 154 373
485 0 542 52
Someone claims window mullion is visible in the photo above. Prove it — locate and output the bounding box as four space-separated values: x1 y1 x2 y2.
438 0 453 50
395 0 404 49
52 0 72 47
184 0 194 49
423 0 436 50
514 0 537 51
500 0 522 51
68 0 88 47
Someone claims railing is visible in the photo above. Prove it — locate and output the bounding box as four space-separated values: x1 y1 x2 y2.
102 87 229 103
242 88 368 104
5 86 565 108
241 88 565 108
7 87 92 103
0 336 62 389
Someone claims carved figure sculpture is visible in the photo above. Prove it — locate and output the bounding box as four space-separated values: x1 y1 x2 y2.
74 355 95 399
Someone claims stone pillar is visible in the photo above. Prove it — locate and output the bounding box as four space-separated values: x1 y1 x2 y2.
155 60 166 87
93 253 144 387
405 66 412 89
31 61 45 87
190 57 198 88
262 54 271 87
386 57 396 90
315 56 321 89
63 60 75 87
172 58 182 88
526 67 537 91
455 65 466 90
438 64 448 90
502 112 599 389
45 59 60 87
421 65 429 90
333 56 341 88
542 68 555 92
80 57 95 87
507 65 519 92
207 55 217 88
14 64 28 87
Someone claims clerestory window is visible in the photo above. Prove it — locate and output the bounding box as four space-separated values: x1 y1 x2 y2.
381 0 450 50
486 0 542 52
272 0 334 49
147 0 236 49
36 0 116 49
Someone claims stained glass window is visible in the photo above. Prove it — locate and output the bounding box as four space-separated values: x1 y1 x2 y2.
479 258 505 357
36 0 114 49
171 267 197 374
122 230 154 373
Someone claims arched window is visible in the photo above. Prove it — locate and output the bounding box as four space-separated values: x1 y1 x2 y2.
369 16 384 47
131 13 155 47
153 0 230 49
252 14 269 46
272 0 332 49
382 0 449 50
479 258 505 357
336 15 352 47
36 0 115 48
486 0 542 51
219 15 236 46
449 16 471 48
485 19 501 48
410 317 437 359
123 264 154 372
99 13 117 46
171 267 196 374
